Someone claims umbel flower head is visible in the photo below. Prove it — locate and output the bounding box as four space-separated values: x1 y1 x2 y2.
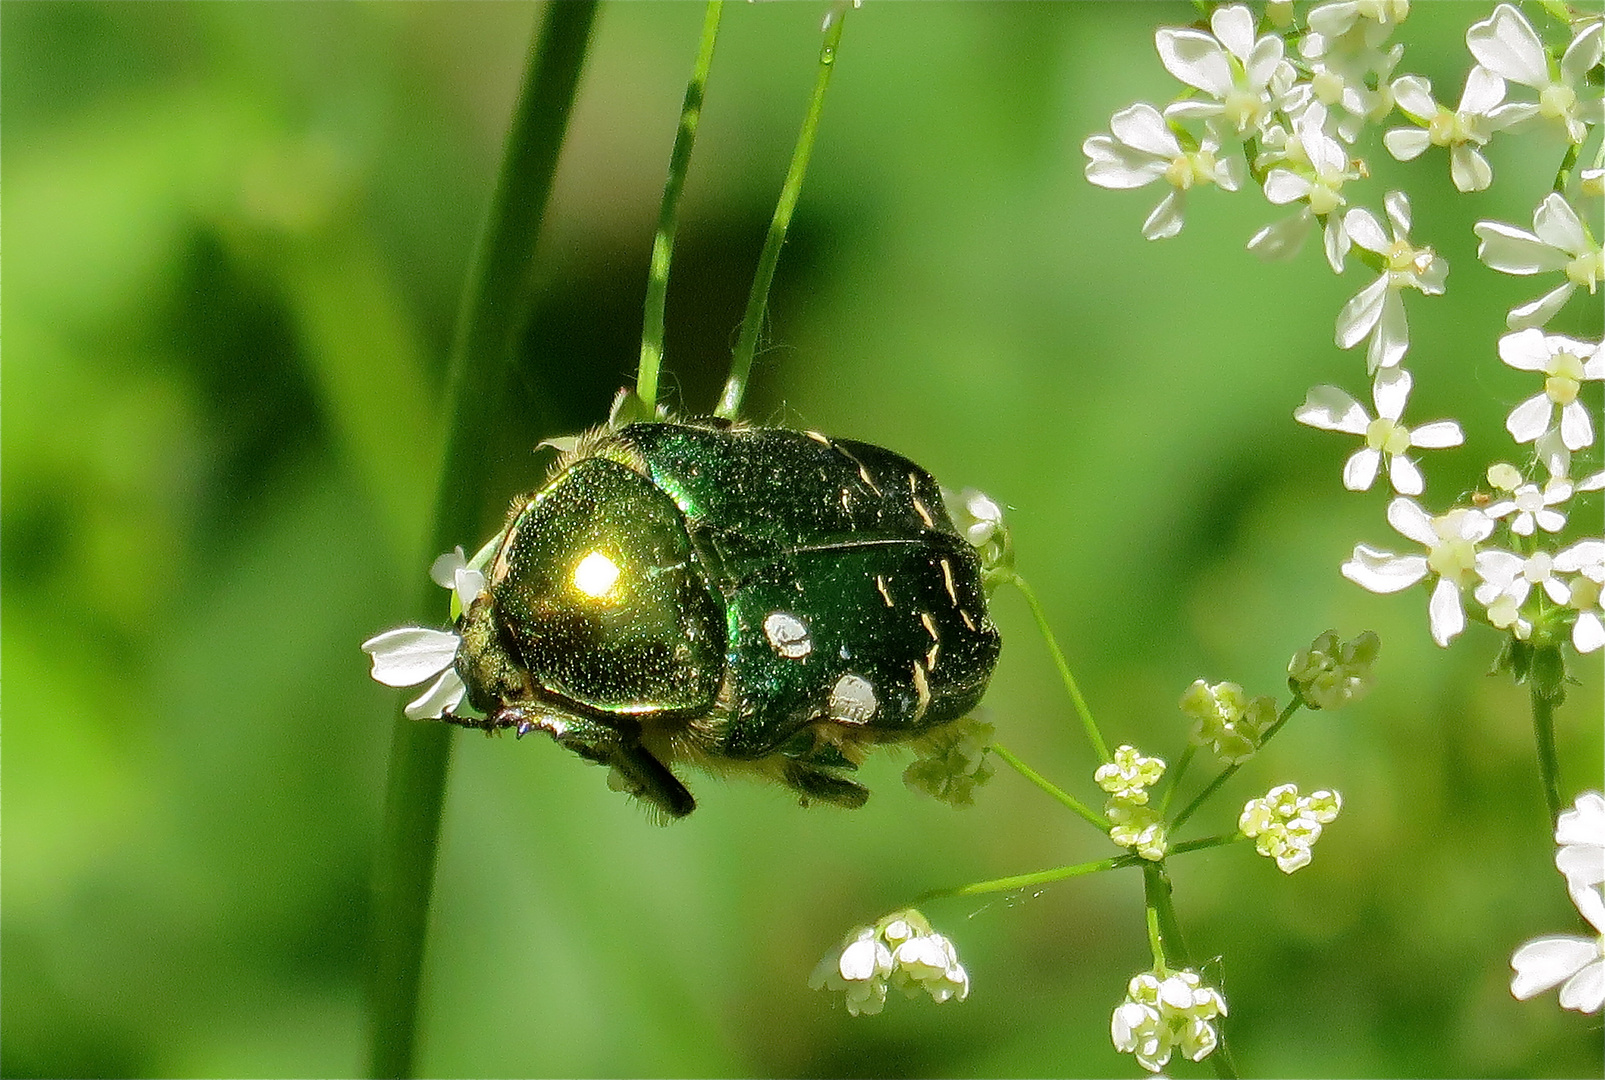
1179 679 1274 763
1111 967 1228 1073
1240 784 1343 873
1098 746 1169 860
360 547 486 720
1288 629 1380 710
810 909 970 1016
1511 791 1605 1014
903 713 996 808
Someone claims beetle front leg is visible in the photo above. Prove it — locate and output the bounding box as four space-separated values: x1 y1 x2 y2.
493 706 696 820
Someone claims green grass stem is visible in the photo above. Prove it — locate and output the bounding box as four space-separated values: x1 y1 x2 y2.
366 6 598 1076
715 5 846 419
638 1 724 411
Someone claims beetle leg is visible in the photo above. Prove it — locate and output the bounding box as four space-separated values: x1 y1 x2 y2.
782 761 869 810
489 706 697 820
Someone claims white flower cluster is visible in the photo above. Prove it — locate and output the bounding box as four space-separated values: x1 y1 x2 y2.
1179 679 1274 763
1097 745 1169 860
1239 784 1343 873
809 908 970 1016
1511 791 1605 1014
1083 3 1604 657
948 486 1012 582
361 547 487 719
902 713 996 807
1287 628 1380 710
1110 967 1228 1073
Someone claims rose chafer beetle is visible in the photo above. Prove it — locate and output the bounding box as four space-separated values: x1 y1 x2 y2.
398 417 1000 819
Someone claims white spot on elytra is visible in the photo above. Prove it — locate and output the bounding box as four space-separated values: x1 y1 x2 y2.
828 673 878 724
764 611 812 660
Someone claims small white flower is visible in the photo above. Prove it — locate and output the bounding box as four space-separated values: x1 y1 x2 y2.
1178 679 1274 762
1261 105 1364 272
812 910 969 1015
1341 498 1493 647
430 545 489 615
361 548 486 720
1555 541 1605 652
1557 792 1605 896
1287 629 1381 710
1498 329 1604 450
1240 784 1342 873
1112 968 1227 1072
1096 744 1167 803
1475 193 1604 330
1336 193 1448 371
1468 6 1603 145
1107 802 1170 861
1511 790 1605 1014
1295 367 1463 494
947 486 1012 579
1084 103 1245 240
1155 4 1291 137
1384 67 1532 192
1484 478 1574 536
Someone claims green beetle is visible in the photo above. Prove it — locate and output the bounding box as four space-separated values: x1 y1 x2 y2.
438 417 1000 818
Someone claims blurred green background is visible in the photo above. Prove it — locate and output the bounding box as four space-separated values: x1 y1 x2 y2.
4 2 1601 1077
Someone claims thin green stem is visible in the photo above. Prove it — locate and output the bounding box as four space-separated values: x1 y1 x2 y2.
1007 574 1110 762
1158 744 1195 815
1140 864 1238 1078
916 854 1138 904
1553 139 1582 195
366 6 598 1077
991 742 1109 830
1529 643 1566 824
1144 895 1166 971
638 1 723 411
715 6 846 419
1171 698 1301 834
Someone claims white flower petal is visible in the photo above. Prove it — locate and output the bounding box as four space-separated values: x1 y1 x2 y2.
1558 958 1604 1013
1156 27 1236 97
1450 145 1493 192
1561 23 1604 86
405 669 467 720
1498 327 1552 371
1384 127 1432 161
1336 274 1388 349
1533 193 1588 255
1342 544 1428 593
1344 447 1382 491
1210 4 1257 63
1474 221 1570 274
1428 577 1466 646
1084 135 1169 189
1384 191 1411 236
1508 282 1577 330
1109 102 1182 158
1141 190 1186 240
1372 366 1411 420
1505 392 1554 444
363 626 461 687
1467 4 1550 88
1296 385 1371 433
1575 611 1605 653
1388 455 1424 496
1560 400 1595 451
1368 288 1410 371
1245 33 1284 89
1410 420 1465 449
1512 935 1597 998
1323 217 1351 274
1345 207 1388 254
1459 65 1506 116
1263 168 1313 205
1387 496 1438 546
1391 75 1437 119
1247 209 1313 261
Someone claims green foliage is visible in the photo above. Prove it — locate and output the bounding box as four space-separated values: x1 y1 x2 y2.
3 3 1599 1078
